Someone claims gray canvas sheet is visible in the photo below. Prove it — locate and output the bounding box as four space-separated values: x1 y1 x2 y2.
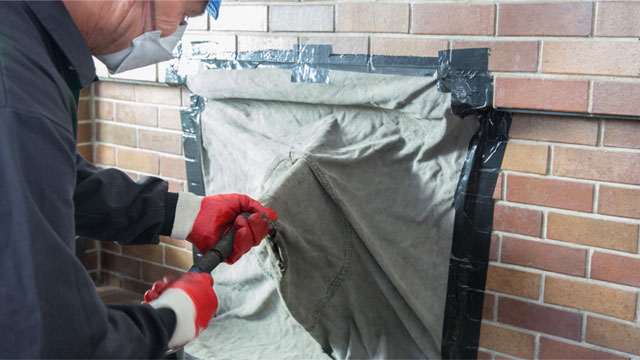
184 69 479 359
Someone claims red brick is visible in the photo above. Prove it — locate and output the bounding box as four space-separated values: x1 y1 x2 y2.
509 113 598 146
269 6 333 32
300 36 368 55
495 78 589 113
158 108 182 130
160 236 187 248
82 251 98 271
117 148 159 174
497 3 592 36
412 4 494 35
586 316 640 356
181 89 190 107
101 252 141 279
237 36 297 52
95 81 135 101
539 337 627 360
167 180 184 192
336 3 409 33
100 271 123 288
596 2 640 37
493 204 542 237
95 145 115 166
553 147 640 185
604 119 640 150
452 41 538 72
498 297 582 340
95 100 114 121
502 236 586 276
506 175 593 212
547 213 638 253
598 185 640 220
122 278 152 295
77 144 92 161
77 123 92 143
101 241 121 254
545 276 637 321
116 103 157 127
371 38 448 57
138 130 182 155
486 265 541 299
483 293 495 320
501 143 548 174
479 322 535 359
96 122 136 147
160 156 187 180
489 233 499 261
122 245 163 264
79 86 91 98
476 350 492 360
134 85 181 106
210 5 267 32
165 246 193 270
78 100 91 121
493 173 502 200
592 82 640 117
542 41 640 77
142 262 185 283
123 171 138 181
591 252 640 288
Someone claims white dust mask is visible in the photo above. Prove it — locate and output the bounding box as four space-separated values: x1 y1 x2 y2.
97 1 187 74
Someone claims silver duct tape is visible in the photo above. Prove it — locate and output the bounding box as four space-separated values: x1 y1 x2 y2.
166 42 441 85
180 94 207 196
167 40 492 114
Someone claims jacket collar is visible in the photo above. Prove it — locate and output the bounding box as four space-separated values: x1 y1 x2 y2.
25 1 96 87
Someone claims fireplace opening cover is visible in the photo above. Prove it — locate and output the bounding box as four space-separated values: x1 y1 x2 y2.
168 43 510 359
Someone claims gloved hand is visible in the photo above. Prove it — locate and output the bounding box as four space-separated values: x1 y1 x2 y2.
170 192 277 264
144 272 218 349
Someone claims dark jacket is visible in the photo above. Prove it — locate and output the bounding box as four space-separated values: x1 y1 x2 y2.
0 1 180 357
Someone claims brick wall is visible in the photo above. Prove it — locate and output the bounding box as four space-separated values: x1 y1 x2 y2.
82 82 196 294
80 1 640 358
484 114 640 359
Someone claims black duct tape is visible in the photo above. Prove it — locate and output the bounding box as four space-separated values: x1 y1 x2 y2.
442 110 511 359
438 48 493 116
176 45 509 359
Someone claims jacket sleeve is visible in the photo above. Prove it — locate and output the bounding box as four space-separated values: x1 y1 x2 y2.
74 150 178 244
0 108 175 358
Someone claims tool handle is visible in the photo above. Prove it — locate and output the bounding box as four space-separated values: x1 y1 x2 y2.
188 213 250 273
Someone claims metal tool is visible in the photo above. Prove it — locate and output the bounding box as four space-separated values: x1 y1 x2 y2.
188 213 277 273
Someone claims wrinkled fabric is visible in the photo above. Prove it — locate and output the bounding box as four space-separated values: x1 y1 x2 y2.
185 69 478 358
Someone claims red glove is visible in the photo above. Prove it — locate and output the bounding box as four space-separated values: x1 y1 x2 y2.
169 193 277 264
144 273 218 349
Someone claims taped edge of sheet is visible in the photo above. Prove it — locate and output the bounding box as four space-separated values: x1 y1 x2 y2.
442 110 511 359
181 94 207 197
167 42 493 114
176 45 508 359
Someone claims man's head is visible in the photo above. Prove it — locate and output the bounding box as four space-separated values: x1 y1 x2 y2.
63 0 209 56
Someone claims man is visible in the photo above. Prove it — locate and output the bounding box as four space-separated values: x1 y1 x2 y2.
0 0 277 357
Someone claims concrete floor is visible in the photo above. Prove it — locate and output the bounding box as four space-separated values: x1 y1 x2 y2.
97 285 144 304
